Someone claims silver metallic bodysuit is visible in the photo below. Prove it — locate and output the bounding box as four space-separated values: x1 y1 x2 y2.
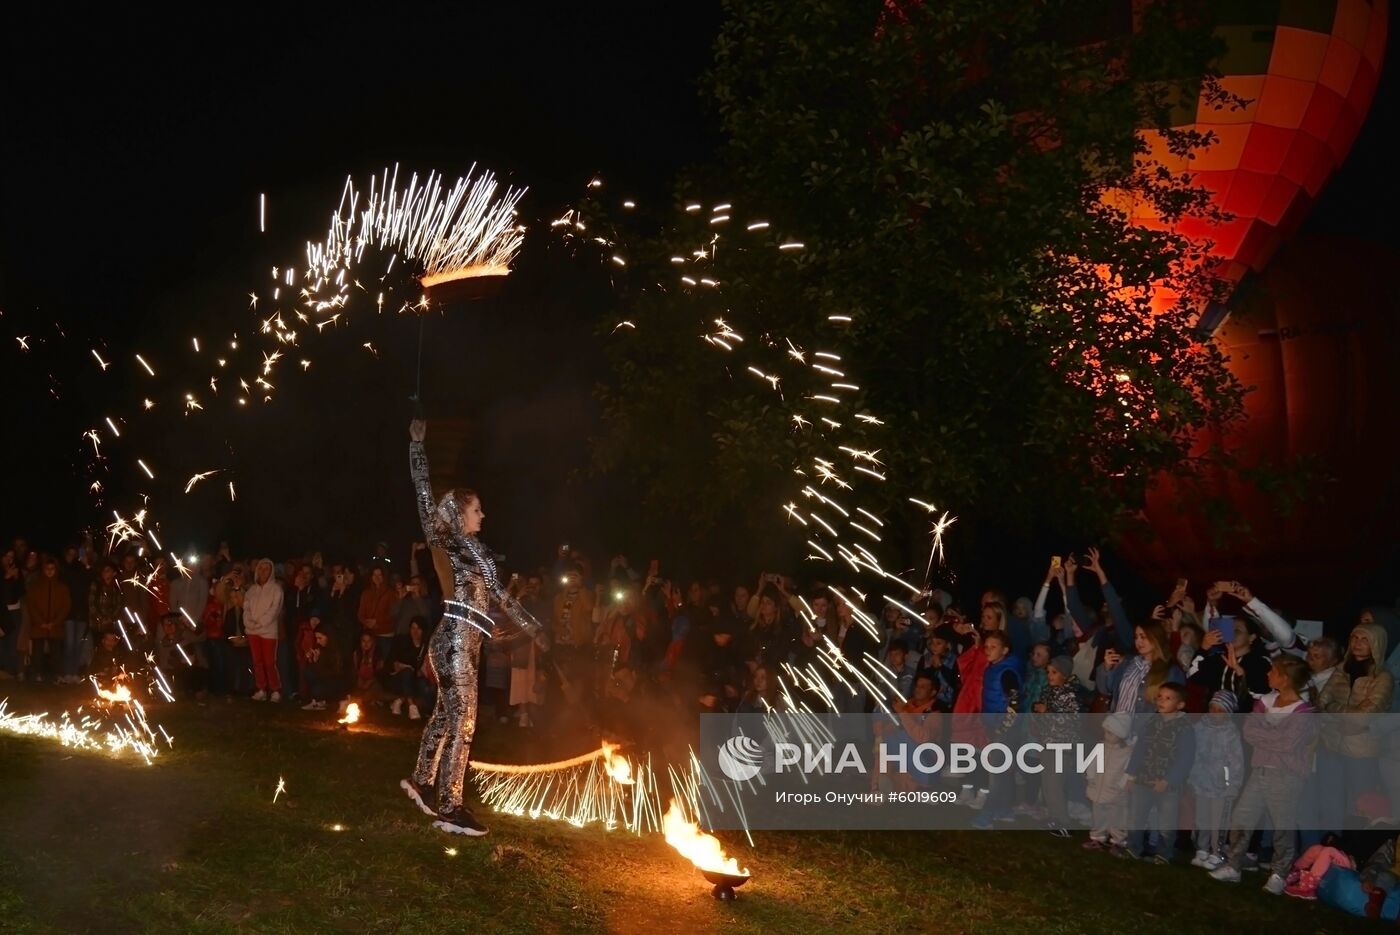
409 440 541 813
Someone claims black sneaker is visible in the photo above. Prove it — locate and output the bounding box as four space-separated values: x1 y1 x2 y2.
433 806 489 837
1047 823 1071 839
400 778 437 817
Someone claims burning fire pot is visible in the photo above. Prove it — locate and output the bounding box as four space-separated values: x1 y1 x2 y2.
663 800 751 900
700 868 750 901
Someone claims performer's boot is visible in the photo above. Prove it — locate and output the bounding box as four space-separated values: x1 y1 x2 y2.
433 804 489 837
400 777 437 817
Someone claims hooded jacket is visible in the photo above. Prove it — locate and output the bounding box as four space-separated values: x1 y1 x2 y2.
1323 620 1393 758
25 575 71 640
242 559 284 639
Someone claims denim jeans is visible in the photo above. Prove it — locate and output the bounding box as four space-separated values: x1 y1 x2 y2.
63 619 88 676
1128 784 1183 858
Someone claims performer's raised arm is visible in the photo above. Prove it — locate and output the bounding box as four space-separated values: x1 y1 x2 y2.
408 419 440 548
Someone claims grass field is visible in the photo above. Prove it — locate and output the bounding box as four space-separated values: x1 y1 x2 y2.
0 685 1373 934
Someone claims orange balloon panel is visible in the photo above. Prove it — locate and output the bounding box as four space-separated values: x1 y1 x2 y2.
1123 0 1388 301
1122 235 1400 615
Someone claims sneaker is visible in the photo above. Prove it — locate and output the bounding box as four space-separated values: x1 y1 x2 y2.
400 778 438 817
270 691 281 703
1190 849 1211 868
408 703 421 721
251 690 268 702
1152 854 1172 866
1203 853 1225 870
971 813 995 830
1262 873 1286 896
391 698 403 716
433 806 488 837
993 812 1018 824
1082 839 1107 851
1048 823 1071 839
301 700 323 711
1210 865 1241 883
1110 846 1136 860
1240 852 1260 872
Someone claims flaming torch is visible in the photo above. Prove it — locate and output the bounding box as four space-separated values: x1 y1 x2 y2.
662 800 751 900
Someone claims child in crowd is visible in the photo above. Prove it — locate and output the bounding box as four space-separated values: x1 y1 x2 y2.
1023 642 1051 709
1189 690 1244 869
1031 655 1083 836
920 624 961 709
1125 682 1195 863
90 630 130 682
155 613 208 700
1084 712 1132 853
1286 833 1355 900
301 630 344 710
1211 655 1318 894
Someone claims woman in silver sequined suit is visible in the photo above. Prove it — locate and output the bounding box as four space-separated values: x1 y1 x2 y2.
400 419 541 836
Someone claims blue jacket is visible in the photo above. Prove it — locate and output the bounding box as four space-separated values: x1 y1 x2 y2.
982 656 1024 714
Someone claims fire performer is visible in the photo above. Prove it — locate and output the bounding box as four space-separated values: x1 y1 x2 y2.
401 418 542 836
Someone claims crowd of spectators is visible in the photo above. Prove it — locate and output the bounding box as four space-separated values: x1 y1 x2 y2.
3 533 1399 920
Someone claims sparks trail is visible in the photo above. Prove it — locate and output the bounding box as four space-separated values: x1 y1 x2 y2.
558 182 959 720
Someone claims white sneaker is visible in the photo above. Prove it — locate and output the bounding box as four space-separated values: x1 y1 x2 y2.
301 700 321 711
1204 853 1225 870
1210 865 1241 883
270 691 282 703
408 703 421 721
391 698 403 716
1262 873 1286 896
251 690 268 702
1190 849 1211 868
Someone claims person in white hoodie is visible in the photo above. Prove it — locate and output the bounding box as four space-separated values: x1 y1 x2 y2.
243 558 285 702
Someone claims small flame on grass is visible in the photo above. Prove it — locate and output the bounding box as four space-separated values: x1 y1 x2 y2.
662 800 749 877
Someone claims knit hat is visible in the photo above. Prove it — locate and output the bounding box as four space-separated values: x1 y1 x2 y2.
1049 655 1073 679
1209 690 1238 713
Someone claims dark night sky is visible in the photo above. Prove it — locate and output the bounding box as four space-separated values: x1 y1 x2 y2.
1 4 1395 587
0 3 723 569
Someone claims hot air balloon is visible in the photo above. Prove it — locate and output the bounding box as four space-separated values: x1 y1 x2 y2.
1121 0 1388 322
1122 233 1400 614
1117 2 1393 612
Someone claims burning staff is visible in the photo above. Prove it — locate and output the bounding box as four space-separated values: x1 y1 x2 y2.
400 418 543 837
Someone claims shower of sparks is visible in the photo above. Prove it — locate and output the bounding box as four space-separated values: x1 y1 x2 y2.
307 165 526 293
922 510 959 585
0 680 169 764
472 742 667 834
562 183 959 752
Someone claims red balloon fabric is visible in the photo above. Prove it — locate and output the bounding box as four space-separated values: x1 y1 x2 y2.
1123 234 1400 614
1129 0 1388 303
